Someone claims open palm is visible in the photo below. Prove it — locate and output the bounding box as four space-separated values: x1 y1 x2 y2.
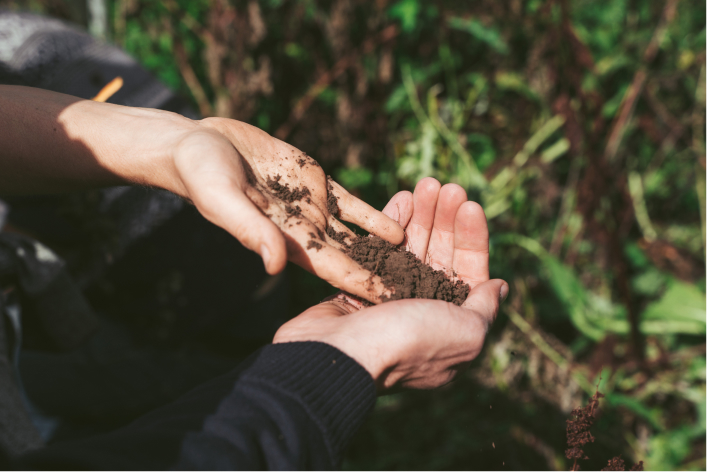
274 178 506 392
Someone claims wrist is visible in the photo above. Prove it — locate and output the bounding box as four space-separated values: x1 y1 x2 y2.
61 100 198 194
273 302 391 386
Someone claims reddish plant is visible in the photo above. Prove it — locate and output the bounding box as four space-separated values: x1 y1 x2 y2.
601 456 645 471
566 391 644 471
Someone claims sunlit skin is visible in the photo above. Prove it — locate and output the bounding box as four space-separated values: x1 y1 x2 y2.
1 86 509 393
0 86 403 303
275 178 509 392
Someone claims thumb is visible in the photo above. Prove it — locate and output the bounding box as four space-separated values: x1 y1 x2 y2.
173 131 287 275
194 183 287 275
462 278 509 322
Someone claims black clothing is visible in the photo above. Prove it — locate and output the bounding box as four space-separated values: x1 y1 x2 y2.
0 232 97 458
12 342 376 470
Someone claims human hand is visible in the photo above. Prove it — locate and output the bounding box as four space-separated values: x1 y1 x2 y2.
273 178 509 391
1 88 403 302
166 118 404 300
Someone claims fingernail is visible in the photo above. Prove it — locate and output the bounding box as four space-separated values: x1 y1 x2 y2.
499 283 509 304
260 244 271 270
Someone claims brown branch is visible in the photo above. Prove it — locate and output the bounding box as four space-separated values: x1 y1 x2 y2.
173 40 214 117
162 0 204 37
160 15 213 117
274 24 398 140
604 0 680 162
600 0 680 363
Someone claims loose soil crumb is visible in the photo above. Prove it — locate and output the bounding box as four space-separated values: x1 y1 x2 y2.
326 175 340 216
346 235 470 305
267 174 311 202
326 225 349 245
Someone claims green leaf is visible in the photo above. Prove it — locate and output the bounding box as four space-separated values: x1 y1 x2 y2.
467 133 496 171
641 280 706 328
602 84 629 118
606 393 664 430
632 268 668 296
447 17 509 55
284 42 307 60
385 85 410 113
336 168 373 190
494 71 539 101
388 0 421 32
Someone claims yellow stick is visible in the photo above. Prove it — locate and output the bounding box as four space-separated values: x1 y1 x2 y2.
92 77 123 102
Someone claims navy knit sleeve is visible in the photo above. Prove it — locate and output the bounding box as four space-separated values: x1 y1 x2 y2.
15 342 377 470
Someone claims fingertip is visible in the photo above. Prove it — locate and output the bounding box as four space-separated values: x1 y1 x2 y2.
262 224 288 275
455 201 489 247
382 191 413 227
456 200 487 223
387 221 406 246
334 185 406 245
261 242 287 275
499 281 509 304
439 183 467 201
415 177 442 195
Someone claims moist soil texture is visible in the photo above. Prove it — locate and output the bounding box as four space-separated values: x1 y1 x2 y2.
326 176 340 216
285 204 302 218
326 226 349 245
267 174 311 202
346 235 470 305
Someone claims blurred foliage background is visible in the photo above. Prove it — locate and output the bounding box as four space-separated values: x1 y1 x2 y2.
2 0 705 469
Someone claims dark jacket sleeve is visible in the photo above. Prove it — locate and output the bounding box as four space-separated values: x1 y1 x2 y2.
14 342 377 470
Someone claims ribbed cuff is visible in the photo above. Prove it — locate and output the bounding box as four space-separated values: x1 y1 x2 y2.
241 342 377 465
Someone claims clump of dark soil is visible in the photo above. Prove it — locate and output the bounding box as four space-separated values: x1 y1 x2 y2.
326 175 340 216
296 152 319 168
326 225 350 246
307 239 322 251
285 205 302 218
267 174 311 202
345 235 470 305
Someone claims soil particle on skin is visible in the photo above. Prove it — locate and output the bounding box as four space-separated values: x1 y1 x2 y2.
296 157 307 168
307 232 323 251
267 174 311 202
285 205 302 218
346 235 470 305
307 240 323 251
326 176 340 216
326 225 350 245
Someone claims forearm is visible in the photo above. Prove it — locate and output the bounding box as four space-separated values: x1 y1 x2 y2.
14 343 376 470
0 85 196 195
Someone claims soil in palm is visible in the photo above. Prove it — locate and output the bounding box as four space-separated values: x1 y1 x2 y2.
345 235 470 305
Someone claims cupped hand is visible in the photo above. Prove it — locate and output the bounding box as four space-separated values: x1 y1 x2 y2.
274 178 509 391
169 118 403 301
382 177 492 304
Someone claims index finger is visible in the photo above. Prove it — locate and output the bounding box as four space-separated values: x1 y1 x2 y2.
328 179 405 245
283 214 392 303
